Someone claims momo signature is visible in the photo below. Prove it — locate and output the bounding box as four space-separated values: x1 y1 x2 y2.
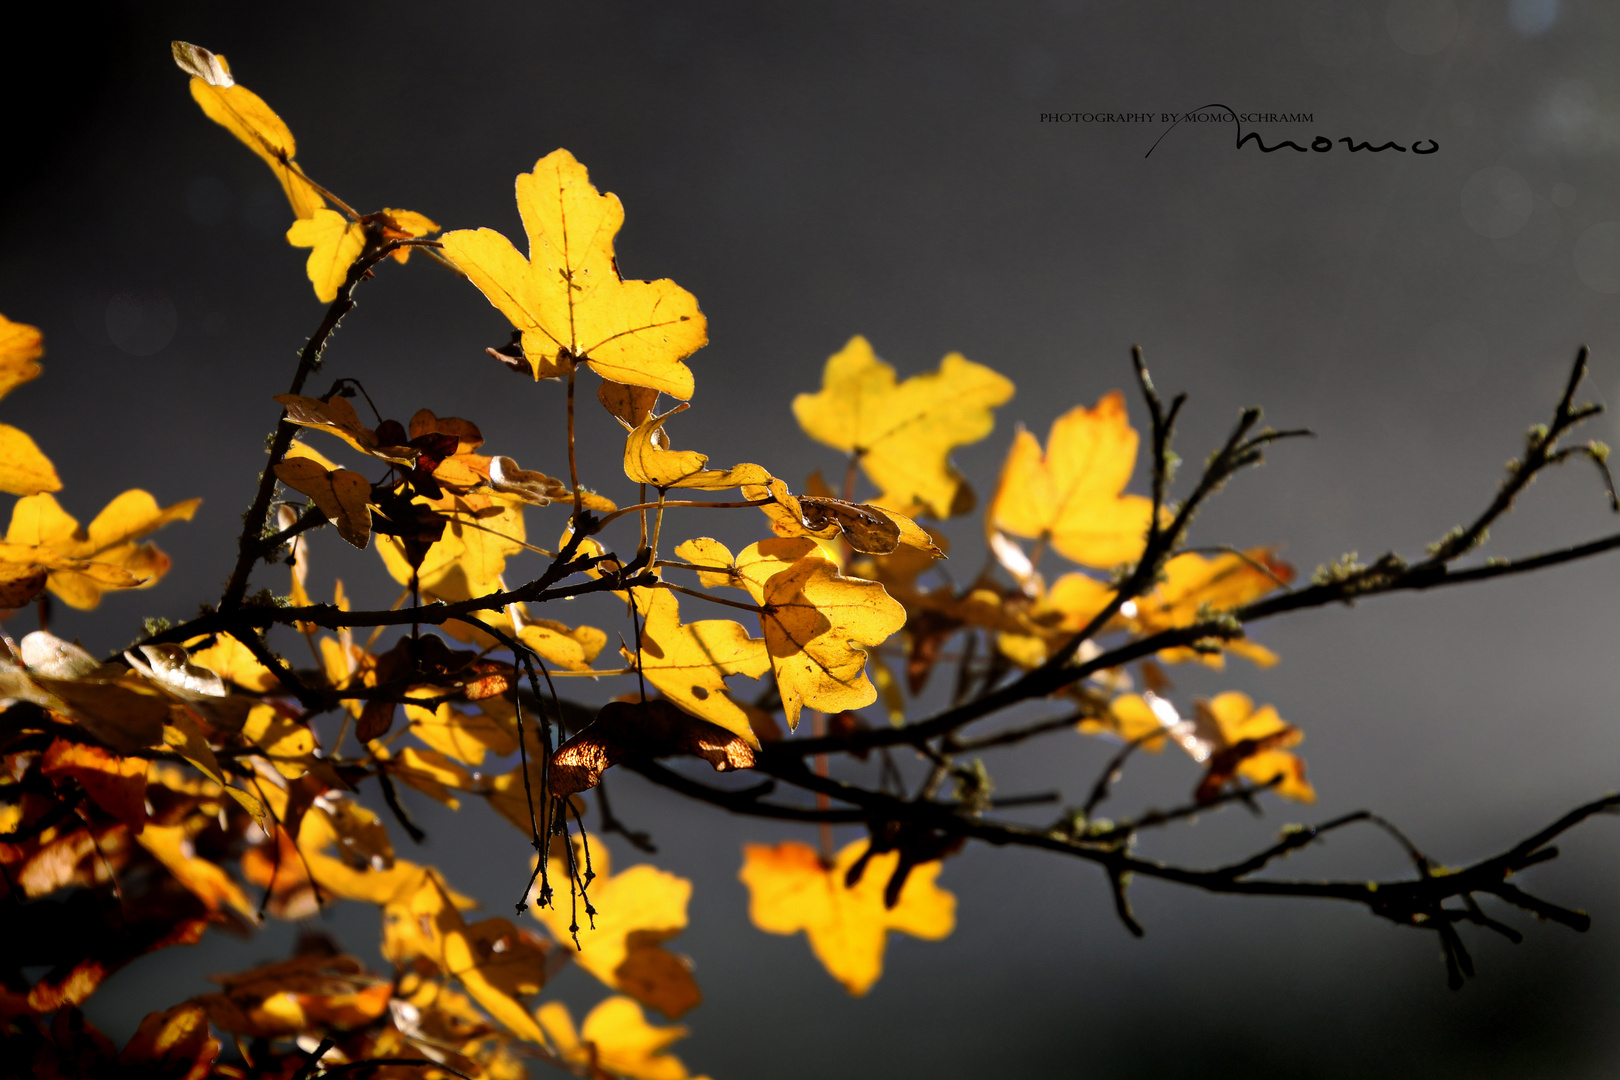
1146 102 1439 158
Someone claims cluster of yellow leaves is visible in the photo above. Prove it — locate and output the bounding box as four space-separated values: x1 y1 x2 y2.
0 317 196 610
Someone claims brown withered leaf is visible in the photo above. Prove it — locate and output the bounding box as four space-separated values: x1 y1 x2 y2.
273 457 372 547
550 698 757 798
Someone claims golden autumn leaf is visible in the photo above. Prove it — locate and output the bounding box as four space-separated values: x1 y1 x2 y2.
186 632 278 693
621 403 773 489
405 701 516 767
1127 549 1293 668
537 996 708 1080
382 868 552 1044
516 616 608 673
135 823 256 920
532 835 702 1019
0 490 199 610
792 336 1013 517
628 585 769 746
286 208 367 303
441 149 707 397
740 839 956 996
273 456 372 547
734 538 907 730
171 42 325 220
377 489 526 599
989 391 1157 568
0 423 60 498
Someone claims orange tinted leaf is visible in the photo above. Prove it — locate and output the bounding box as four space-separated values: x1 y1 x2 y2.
380 208 440 263
196 953 392 1038
3 491 198 610
1193 693 1315 803
0 423 61 496
119 1002 219 1080
1130 549 1293 668
740 839 955 996
989 392 1157 568
538 996 701 1080
441 149 707 397
0 312 45 400
135 823 255 920
41 738 148 832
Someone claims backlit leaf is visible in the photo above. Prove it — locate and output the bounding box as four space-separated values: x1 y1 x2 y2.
629 585 769 746
989 391 1156 568
172 42 325 219
793 336 1013 517
537 996 704 1080
734 538 907 730
441 149 707 397
533 835 701 1019
273 456 372 547
286 208 367 303
740 839 955 996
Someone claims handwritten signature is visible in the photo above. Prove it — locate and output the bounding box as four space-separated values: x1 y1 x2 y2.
1145 103 1438 158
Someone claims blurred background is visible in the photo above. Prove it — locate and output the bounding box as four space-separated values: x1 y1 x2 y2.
4 1 1620 1076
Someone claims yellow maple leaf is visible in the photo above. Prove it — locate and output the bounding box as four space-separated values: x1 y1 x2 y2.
537 996 708 1080
441 149 707 397
405 701 516 767
629 585 770 746
0 313 59 497
1128 549 1293 668
734 538 906 730
792 336 1013 518
739 839 955 996
989 391 1157 568
382 868 551 1044
532 834 701 1019
1 490 199 609
171 42 325 219
1196 692 1315 803
286 208 367 303
516 613 608 673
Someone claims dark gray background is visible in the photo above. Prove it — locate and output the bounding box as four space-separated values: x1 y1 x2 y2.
4 1 1620 1076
